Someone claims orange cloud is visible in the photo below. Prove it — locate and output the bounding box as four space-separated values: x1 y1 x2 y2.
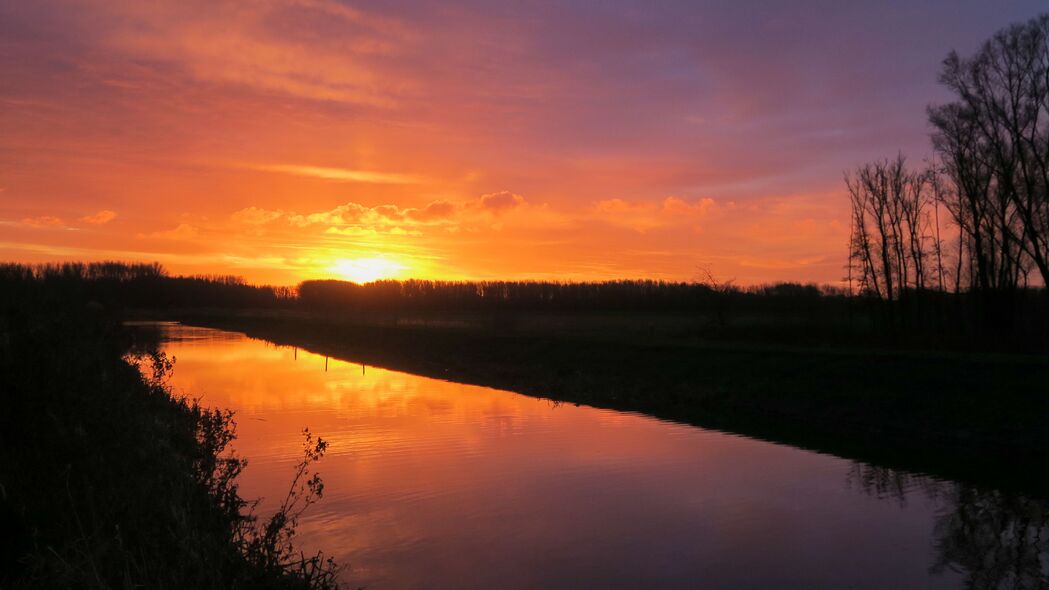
594 198 643 214
662 197 716 215
143 223 199 240
231 207 284 225
81 210 118 225
324 226 421 237
251 164 422 184
239 193 530 235
593 196 720 233
477 191 525 215
20 216 66 228
407 200 457 222
102 0 408 106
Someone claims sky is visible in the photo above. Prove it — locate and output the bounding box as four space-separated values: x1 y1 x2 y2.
1 0 1046 285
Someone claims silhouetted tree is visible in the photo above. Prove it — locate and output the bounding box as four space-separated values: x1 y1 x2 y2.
845 13 1049 346
846 156 943 334
930 13 1049 290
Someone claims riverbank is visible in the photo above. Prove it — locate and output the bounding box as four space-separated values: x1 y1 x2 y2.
0 309 339 588
177 309 1049 496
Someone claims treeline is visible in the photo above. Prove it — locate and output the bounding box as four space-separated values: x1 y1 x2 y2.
1 261 846 313
847 13 1049 343
0 262 293 310
3 261 1045 349
297 278 844 312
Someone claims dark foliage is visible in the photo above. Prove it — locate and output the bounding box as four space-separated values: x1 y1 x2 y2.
0 261 292 311
0 272 338 588
296 277 845 313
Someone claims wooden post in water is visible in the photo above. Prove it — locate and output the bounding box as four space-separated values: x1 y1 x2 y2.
325 356 328 372
294 348 297 361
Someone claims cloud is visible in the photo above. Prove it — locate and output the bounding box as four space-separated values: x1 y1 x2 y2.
289 202 371 226
20 210 118 229
229 192 536 239
593 196 719 233
252 164 422 184
101 0 409 106
81 209 118 224
304 199 459 226
477 191 525 215
266 200 438 231
595 199 647 214
301 202 428 226
287 196 503 230
324 226 421 236
144 223 199 240
406 200 456 222
662 197 715 215
323 226 378 236
231 206 284 225
20 215 66 228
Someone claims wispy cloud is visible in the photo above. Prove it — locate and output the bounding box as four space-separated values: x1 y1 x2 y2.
81 209 118 225
231 191 534 236
592 196 721 233
101 0 408 106
251 164 423 184
141 223 199 240
231 206 284 225
20 215 67 228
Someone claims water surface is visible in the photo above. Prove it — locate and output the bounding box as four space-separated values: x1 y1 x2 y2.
142 322 1048 589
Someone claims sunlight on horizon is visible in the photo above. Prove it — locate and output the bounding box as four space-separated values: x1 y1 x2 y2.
328 257 408 283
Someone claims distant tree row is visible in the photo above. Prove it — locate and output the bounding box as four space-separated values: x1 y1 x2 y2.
847 13 1049 340
0 262 843 315
296 278 840 312
0 262 293 312
3 261 1045 349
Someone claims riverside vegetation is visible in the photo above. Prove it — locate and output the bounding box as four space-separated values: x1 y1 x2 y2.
0 269 340 589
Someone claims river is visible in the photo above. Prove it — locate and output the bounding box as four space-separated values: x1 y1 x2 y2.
138 321 1048 589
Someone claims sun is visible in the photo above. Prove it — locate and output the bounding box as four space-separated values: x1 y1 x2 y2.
329 257 406 283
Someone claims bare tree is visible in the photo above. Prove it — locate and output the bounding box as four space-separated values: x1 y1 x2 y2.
846 155 933 301
930 14 1049 290
845 14 1049 345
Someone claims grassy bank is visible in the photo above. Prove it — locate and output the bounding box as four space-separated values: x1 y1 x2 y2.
0 308 339 589
179 310 1049 496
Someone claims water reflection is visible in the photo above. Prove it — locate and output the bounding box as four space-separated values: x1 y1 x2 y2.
137 322 1047 590
848 464 1049 589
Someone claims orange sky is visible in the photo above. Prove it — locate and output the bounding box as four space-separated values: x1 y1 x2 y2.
1 1 1044 285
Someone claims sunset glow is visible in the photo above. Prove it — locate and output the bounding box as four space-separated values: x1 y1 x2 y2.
1 1 1045 285
8 6 1049 588
329 257 407 283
